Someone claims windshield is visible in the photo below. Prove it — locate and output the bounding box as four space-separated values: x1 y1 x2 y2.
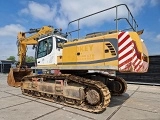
37 37 53 58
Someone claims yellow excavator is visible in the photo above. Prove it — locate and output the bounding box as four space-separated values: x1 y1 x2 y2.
7 4 149 113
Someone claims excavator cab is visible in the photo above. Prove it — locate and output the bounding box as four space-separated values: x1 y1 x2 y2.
36 35 67 66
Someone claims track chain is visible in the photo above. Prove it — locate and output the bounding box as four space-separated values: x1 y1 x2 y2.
21 74 111 113
91 72 127 95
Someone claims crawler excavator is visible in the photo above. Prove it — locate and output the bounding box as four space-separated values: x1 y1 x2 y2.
7 4 149 113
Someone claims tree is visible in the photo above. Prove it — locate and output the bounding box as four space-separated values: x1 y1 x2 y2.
26 56 35 62
6 55 35 63
7 56 16 62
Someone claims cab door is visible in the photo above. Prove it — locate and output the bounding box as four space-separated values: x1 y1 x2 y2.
36 36 56 65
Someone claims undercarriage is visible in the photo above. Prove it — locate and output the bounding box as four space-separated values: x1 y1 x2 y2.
20 71 127 113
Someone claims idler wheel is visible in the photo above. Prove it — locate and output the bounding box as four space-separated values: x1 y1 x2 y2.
86 89 100 105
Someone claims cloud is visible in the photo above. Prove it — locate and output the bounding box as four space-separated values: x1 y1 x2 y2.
19 0 147 29
0 39 18 60
55 17 68 29
156 34 160 41
20 8 29 14
19 1 57 22
142 30 160 42
59 0 147 28
142 30 160 55
0 24 26 37
0 24 34 60
150 0 160 6
60 0 146 18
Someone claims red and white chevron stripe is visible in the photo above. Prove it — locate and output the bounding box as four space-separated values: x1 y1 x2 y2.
118 32 147 72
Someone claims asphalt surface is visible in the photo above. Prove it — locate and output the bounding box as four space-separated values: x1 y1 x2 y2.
0 73 160 120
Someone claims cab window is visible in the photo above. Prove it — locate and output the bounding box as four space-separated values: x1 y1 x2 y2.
37 37 53 58
56 38 67 49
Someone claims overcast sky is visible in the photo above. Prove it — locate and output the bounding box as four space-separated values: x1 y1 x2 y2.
0 0 160 60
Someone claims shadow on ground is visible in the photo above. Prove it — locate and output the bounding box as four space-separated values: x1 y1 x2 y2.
108 93 129 107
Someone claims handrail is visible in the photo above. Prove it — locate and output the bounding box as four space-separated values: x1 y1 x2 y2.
67 4 138 39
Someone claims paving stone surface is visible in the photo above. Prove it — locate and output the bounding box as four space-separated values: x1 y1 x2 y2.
0 73 160 120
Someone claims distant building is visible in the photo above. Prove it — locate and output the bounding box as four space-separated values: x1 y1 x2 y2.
0 60 14 73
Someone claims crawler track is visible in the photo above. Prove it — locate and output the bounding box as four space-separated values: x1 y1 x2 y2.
21 74 111 113
84 72 127 95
